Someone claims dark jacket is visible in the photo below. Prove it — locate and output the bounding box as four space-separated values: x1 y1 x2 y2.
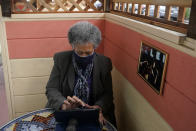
45 51 116 125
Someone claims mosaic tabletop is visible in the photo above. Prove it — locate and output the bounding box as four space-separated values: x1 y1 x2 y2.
0 108 117 131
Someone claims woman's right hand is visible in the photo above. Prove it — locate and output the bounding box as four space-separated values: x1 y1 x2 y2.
61 96 85 110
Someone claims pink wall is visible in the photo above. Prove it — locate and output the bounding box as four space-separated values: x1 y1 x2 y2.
104 21 196 131
6 20 105 59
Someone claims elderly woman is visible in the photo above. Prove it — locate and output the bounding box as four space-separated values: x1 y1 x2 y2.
45 21 116 126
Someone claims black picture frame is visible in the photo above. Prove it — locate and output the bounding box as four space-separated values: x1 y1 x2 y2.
137 41 168 95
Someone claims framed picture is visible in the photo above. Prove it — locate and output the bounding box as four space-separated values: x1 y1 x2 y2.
137 41 168 95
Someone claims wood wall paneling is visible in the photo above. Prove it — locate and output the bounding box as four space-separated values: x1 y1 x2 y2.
12 76 49 95
10 58 53 78
112 68 173 131
5 20 105 39
7 38 72 59
14 94 47 113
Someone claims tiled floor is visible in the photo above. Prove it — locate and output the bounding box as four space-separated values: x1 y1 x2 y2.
0 65 9 127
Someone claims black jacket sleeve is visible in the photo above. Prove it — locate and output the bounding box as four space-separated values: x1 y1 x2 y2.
45 54 66 110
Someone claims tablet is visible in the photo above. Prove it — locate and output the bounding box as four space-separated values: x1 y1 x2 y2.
54 108 100 123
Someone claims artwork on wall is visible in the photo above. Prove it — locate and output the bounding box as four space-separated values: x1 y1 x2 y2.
137 41 168 95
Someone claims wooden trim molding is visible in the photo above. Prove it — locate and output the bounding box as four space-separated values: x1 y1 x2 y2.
187 0 196 39
1 0 11 17
110 11 187 34
0 20 14 119
10 13 105 20
112 0 192 7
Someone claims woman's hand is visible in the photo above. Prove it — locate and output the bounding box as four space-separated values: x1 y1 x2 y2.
85 104 106 125
61 96 85 110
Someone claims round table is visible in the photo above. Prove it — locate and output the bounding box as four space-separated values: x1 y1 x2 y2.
0 108 117 131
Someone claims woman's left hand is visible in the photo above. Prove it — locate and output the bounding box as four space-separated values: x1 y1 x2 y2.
85 104 106 125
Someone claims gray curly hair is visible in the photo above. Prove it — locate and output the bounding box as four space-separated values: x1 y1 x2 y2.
68 21 102 48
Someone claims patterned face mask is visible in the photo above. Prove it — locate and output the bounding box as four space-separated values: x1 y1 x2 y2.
73 51 95 68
